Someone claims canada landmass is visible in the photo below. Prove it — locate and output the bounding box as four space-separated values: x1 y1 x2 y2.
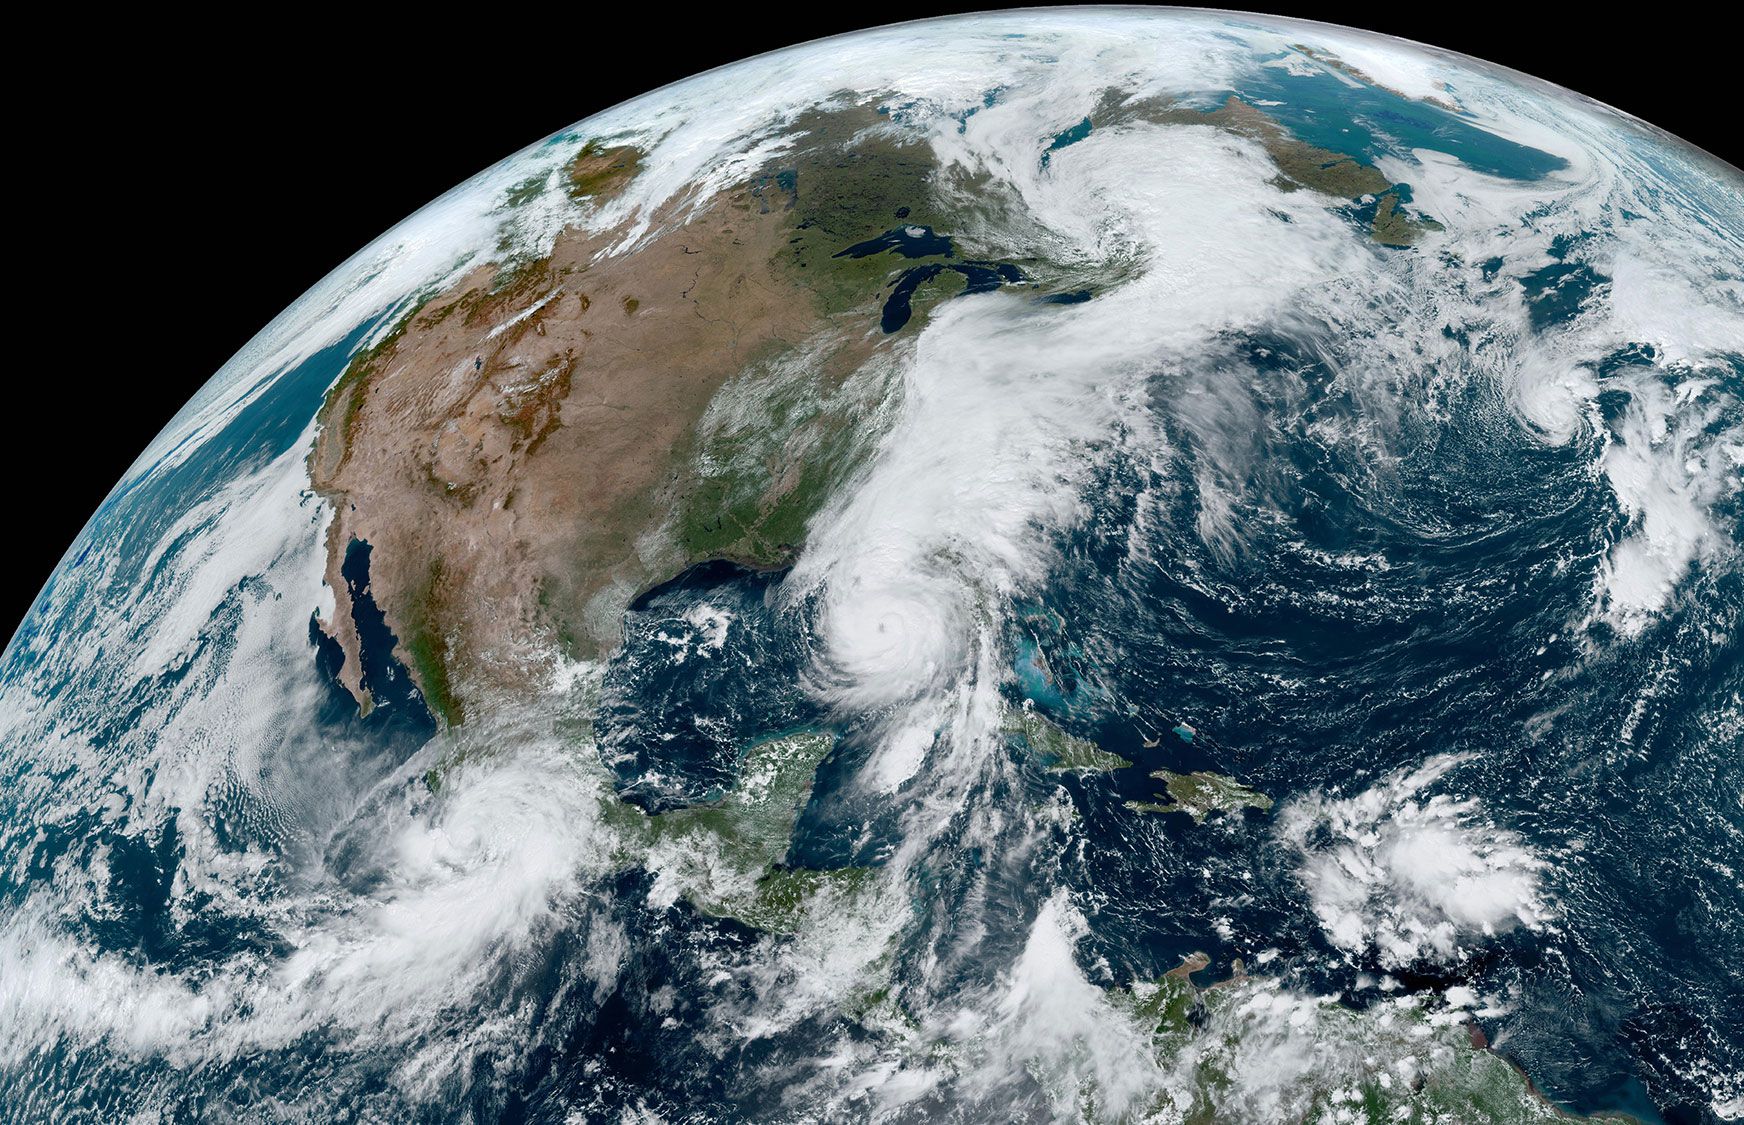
300 83 1628 1117
307 102 1050 724
305 86 1451 729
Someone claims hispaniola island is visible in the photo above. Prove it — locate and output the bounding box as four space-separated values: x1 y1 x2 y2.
2 9 1741 1123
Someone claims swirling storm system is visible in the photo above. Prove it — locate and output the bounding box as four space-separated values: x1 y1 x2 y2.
1 9 1740 1123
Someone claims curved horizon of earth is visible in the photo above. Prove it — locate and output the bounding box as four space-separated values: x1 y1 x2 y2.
2 8 1741 1123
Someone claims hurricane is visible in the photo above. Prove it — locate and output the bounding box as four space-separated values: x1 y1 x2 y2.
2 9 1740 1123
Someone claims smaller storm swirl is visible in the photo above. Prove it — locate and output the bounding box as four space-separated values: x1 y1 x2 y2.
1 10 1741 1124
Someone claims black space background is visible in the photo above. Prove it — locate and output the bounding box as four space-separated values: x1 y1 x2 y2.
8 4 1738 633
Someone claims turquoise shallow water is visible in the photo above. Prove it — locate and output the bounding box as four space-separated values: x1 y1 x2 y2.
1239 54 1570 181
0 15 1739 1122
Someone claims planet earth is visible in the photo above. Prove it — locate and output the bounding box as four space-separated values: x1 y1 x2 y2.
2 8 1740 1123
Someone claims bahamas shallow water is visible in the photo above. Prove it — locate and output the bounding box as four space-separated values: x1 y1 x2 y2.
2 9 1741 1123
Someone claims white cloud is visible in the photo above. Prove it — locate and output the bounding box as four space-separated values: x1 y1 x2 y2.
1277 755 1552 968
